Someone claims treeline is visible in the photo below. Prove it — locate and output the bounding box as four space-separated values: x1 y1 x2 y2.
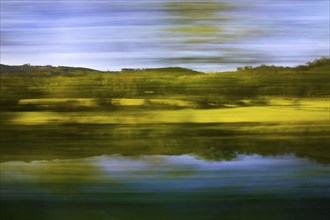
0 58 329 110
0 64 106 76
0 64 200 76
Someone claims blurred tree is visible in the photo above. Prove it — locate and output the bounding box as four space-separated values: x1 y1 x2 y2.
161 0 265 64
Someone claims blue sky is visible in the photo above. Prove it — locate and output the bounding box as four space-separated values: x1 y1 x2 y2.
1 0 329 71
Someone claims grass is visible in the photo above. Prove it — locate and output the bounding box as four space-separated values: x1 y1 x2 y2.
1 100 329 163
0 59 329 163
5 102 329 125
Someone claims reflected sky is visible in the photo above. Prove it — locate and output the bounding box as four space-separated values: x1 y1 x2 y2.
2 154 329 194
1 154 330 220
1 0 329 71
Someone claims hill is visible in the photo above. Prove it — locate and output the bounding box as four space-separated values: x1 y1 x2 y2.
0 64 105 75
0 64 202 76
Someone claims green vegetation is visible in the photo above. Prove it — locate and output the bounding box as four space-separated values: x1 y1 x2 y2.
1 58 328 111
0 58 329 163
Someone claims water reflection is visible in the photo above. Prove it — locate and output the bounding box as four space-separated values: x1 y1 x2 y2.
2 122 329 164
1 154 329 220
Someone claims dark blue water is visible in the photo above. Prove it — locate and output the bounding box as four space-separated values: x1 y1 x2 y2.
1 154 329 220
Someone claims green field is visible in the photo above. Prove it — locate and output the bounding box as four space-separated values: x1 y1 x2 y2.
0 58 329 163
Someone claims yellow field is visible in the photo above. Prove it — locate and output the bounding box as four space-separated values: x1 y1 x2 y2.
8 105 329 125
19 98 97 107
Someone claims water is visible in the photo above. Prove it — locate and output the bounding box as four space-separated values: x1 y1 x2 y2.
1 154 329 220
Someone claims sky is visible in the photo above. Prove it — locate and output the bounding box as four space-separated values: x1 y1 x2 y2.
0 0 329 71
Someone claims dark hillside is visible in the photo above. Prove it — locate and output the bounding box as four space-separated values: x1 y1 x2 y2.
0 64 104 75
